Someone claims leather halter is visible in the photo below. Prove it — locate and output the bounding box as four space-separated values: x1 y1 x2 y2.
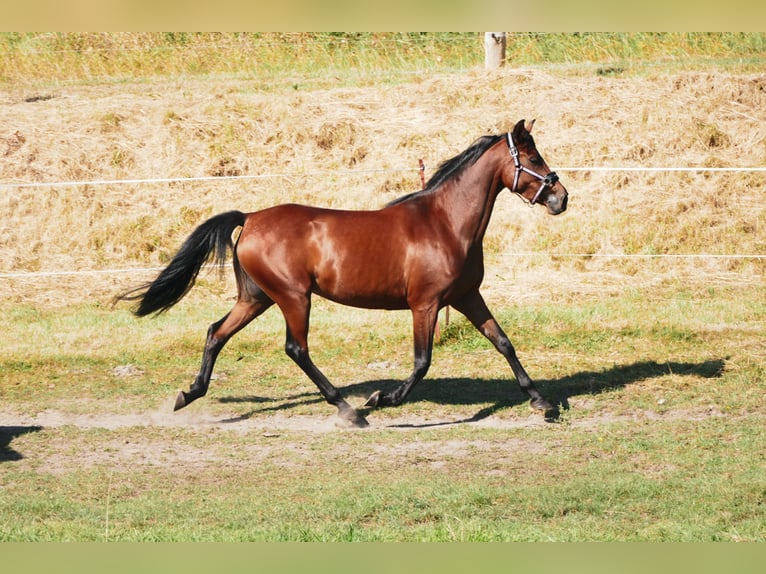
506 132 559 205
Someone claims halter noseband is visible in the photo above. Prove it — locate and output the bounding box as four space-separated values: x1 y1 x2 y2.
507 132 559 205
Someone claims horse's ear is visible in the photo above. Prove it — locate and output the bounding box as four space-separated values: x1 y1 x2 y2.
512 119 534 140
512 119 526 139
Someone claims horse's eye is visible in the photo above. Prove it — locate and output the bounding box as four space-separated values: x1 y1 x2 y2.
530 155 543 165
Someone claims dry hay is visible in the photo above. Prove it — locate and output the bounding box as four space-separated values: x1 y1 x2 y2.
1 68 764 306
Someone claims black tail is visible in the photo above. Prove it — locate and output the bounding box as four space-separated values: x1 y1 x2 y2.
115 210 246 316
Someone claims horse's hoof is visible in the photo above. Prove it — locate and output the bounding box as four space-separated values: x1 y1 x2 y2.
364 390 382 408
336 410 370 429
173 391 188 412
530 397 553 412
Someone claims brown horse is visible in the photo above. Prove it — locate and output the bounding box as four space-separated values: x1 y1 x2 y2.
116 119 568 427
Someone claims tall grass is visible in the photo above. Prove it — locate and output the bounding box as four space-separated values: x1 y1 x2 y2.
0 33 478 87
508 32 766 67
2 33 766 88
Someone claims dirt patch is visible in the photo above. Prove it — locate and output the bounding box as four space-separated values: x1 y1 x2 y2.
0 403 748 481
36 435 220 475
0 401 729 435
1 405 543 434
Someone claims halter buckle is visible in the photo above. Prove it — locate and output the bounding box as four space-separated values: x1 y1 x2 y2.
507 132 520 162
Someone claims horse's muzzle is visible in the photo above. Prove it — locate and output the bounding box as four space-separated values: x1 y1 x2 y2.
546 188 568 215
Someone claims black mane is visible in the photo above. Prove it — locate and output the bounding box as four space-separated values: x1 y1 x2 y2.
386 134 505 207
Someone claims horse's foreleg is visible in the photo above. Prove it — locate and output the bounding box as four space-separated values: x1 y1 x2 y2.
280 297 369 428
452 290 554 414
365 306 437 409
174 298 272 411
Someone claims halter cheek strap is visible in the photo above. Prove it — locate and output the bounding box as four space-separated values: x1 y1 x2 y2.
506 132 559 205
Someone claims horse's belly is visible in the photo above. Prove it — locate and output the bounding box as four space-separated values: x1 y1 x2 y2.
312 275 409 310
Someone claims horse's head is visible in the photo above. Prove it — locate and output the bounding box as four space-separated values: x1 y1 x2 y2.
502 119 568 215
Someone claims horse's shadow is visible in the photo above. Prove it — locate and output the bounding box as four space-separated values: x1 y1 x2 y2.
0 426 42 462
217 358 726 425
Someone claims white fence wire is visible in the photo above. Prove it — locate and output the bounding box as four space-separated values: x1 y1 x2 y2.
3 165 766 191
1 165 764 280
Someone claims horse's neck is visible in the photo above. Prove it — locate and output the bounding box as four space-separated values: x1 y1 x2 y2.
434 150 504 248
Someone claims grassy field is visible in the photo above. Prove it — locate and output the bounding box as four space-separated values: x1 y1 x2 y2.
1 284 763 542
1 283 764 541
0 33 764 541
3 33 766 87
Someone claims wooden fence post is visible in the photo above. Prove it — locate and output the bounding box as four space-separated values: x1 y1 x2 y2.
484 32 506 69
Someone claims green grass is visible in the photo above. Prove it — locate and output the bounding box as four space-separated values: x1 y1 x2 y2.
1 282 763 541
1 417 763 541
2 283 762 416
2 33 766 89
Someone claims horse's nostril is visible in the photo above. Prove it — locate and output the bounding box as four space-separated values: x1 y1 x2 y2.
547 192 568 214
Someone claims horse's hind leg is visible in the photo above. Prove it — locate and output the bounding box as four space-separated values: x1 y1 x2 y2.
452 290 554 414
175 294 273 411
279 293 369 428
